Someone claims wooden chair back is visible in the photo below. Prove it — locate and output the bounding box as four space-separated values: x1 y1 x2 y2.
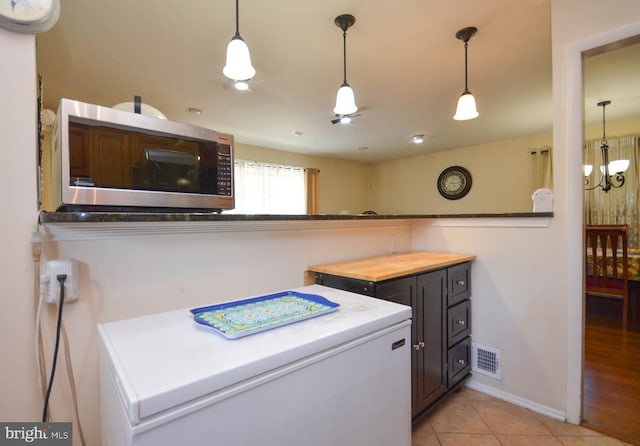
585 224 629 330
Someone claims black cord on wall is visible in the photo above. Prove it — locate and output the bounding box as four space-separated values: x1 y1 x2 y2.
42 274 67 422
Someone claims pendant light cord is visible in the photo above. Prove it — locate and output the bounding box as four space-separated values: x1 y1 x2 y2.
463 41 469 93
234 0 240 38
342 30 348 85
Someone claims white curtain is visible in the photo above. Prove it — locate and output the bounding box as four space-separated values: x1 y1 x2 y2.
584 136 639 249
227 160 306 214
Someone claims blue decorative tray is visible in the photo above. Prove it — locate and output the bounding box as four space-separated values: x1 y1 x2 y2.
190 291 340 339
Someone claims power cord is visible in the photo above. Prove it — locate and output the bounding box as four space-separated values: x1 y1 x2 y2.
60 322 87 446
42 274 67 422
31 232 48 400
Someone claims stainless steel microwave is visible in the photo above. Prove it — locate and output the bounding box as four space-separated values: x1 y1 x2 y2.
42 99 234 212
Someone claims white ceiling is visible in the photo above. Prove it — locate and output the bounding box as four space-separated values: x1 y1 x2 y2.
35 0 639 163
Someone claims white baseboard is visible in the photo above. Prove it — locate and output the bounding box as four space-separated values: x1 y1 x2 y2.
466 378 567 422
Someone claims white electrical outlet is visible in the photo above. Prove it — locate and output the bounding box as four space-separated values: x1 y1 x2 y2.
46 260 79 304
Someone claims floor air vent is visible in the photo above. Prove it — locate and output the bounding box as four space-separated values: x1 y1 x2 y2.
472 343 502 380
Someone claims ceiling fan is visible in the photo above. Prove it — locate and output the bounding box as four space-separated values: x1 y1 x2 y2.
331 113 361 125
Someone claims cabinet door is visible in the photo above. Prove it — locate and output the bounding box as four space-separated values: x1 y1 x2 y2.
416 270 447 413
376 277 417 415
68 125 90 178
91 129 131 188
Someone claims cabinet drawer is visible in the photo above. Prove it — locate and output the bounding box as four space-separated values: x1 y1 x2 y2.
448 300 471 347
448 337 471 384
448 263 471 306
314 273 376 297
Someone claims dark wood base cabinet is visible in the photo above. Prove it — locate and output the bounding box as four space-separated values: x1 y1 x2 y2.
315 262 472 420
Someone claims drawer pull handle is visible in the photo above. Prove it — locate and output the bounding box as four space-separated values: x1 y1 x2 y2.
419 341 425 348
413 344 420 351
457 359 466 365
456 320 465 326
456 280 465 286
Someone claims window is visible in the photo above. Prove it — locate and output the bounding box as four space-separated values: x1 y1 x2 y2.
226 160 306 214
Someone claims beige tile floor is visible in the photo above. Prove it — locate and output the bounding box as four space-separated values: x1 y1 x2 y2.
413 387 635 446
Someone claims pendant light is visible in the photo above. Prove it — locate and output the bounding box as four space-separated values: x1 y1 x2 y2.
584 100 629 192
333 14 358 116
453 26 479 121
223 0 256 82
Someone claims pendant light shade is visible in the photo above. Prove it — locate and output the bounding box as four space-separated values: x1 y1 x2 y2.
223 36 255 81
223 0 255 82
334 83 357 115
454 91 479 121
453 26 479 121
333 14 358 117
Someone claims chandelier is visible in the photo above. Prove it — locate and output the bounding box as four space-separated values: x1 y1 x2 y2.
584 100 629 192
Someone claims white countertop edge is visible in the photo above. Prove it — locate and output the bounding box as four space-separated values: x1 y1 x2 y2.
41 216 552 241
418 217 552 228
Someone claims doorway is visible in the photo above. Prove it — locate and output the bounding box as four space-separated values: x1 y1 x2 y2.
581 36 640 444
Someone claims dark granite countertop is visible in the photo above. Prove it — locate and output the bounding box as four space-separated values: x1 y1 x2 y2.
40 211 553 224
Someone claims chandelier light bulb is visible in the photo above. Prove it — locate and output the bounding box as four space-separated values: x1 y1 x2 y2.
583 164 593 177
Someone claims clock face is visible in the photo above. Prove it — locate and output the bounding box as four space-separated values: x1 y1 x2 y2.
0 0 52 22
437 166 472 200
0 0 59 33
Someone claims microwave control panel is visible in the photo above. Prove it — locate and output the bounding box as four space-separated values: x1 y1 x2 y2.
216 144 233 196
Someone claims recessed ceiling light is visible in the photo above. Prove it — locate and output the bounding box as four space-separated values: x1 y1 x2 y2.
290 131 303 137
187 107 202 114
411 134 425 144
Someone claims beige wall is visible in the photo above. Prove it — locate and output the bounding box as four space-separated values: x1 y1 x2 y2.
368 133 553 214
584 116 640 141
0 29 42 418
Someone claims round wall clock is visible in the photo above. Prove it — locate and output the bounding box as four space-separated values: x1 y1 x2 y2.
437 166 472 200
0 0 60 34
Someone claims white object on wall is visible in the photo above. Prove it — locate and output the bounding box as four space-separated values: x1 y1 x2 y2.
531 188 553 212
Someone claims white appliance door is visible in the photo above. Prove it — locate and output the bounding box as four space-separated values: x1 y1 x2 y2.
105 321 411 446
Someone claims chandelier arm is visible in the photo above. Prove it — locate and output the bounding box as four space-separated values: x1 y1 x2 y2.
612 173 626 188
584 174 606 191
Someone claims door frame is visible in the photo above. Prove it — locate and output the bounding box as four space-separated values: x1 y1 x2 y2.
563 19 640 424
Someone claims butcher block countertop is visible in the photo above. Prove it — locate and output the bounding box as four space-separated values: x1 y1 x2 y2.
306 251 476 283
